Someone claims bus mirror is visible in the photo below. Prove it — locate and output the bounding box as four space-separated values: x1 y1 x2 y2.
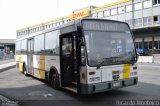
77 26 84 37
81 46 86 66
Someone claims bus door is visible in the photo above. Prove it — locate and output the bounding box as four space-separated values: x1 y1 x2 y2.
60 33 77 86
27 39 34 75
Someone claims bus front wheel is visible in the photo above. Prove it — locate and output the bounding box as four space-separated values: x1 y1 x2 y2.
50 70 60 90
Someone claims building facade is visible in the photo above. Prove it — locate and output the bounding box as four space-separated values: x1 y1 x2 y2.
17 0 160 54
90 0 160 54
0 39 15 54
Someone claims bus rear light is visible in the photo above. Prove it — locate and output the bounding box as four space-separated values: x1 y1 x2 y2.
82 73 85 79
133 66 137 70
89 71 95 75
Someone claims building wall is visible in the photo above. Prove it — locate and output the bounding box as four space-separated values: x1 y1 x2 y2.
90 0 160 53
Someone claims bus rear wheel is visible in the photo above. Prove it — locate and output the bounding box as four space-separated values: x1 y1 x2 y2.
50 70 60 90
23 64 28 76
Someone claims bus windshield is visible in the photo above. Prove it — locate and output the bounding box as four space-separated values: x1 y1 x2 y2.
82 20 136 67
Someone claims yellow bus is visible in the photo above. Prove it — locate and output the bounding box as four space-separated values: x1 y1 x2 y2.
15 18 138 94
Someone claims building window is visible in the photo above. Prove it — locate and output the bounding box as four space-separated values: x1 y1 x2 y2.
57 22 60 26
98 11 103 18
143 41 153 50
143 0 152 8
153 0 160 5
92 13 97 18
153 16 160 24
30 29 33 33
111 8 117 15
17 32 19 36
53 23 56 27
126 4 132 12
104 10 110 17
60 21 63 25
55 23 57 27
135 42 139 49
118 6 125 14
159 41 160 50
134 2 142 10
135 42 143 49
125 20 133 27
149 41 152 49
44 25 47 29
154 36 160 50
139 42 143 49
47 25 50 29
143 16 152 26
40 26 43 31
48 24 51 28
154 41 159 50
144 42 149 49
134 18 142 27
35 27 38 32
63 20 67 23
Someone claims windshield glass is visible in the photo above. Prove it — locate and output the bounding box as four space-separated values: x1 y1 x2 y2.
83 21 136 67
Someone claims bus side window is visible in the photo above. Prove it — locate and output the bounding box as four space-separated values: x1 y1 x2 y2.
62 38 72 58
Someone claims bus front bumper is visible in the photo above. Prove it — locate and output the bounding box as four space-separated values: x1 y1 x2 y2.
80 77 138 94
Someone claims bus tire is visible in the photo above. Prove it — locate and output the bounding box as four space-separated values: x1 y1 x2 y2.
49 69 60 90
23 63 28 76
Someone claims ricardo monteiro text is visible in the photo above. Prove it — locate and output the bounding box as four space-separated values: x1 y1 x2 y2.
136 100 159 106
116 100 136 106
116 100 160 106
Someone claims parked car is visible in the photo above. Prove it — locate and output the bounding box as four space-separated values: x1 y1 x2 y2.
136 49 150 56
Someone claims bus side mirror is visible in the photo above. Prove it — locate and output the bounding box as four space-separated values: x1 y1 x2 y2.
81 46 86 66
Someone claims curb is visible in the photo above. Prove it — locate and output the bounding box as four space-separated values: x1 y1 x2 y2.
0 62 16 73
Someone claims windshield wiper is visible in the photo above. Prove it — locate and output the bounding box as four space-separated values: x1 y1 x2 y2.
96 57 121 69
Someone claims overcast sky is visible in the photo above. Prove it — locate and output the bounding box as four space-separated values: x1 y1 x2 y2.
0 0 119 39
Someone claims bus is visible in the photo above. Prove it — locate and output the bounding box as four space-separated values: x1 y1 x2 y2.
15 18 138 94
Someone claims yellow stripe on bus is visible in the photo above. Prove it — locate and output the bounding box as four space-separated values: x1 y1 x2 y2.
122 64 130 79
19 55 23 72
39 55 45 79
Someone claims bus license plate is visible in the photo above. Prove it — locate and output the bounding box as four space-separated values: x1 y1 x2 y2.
113 82 121 87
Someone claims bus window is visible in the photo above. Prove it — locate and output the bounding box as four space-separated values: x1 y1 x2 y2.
62 38 72 57
45 30 58 55
34 34 44 54
83 21 136 67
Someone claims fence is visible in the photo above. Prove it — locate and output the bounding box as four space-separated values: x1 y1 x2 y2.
137 54 160 63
